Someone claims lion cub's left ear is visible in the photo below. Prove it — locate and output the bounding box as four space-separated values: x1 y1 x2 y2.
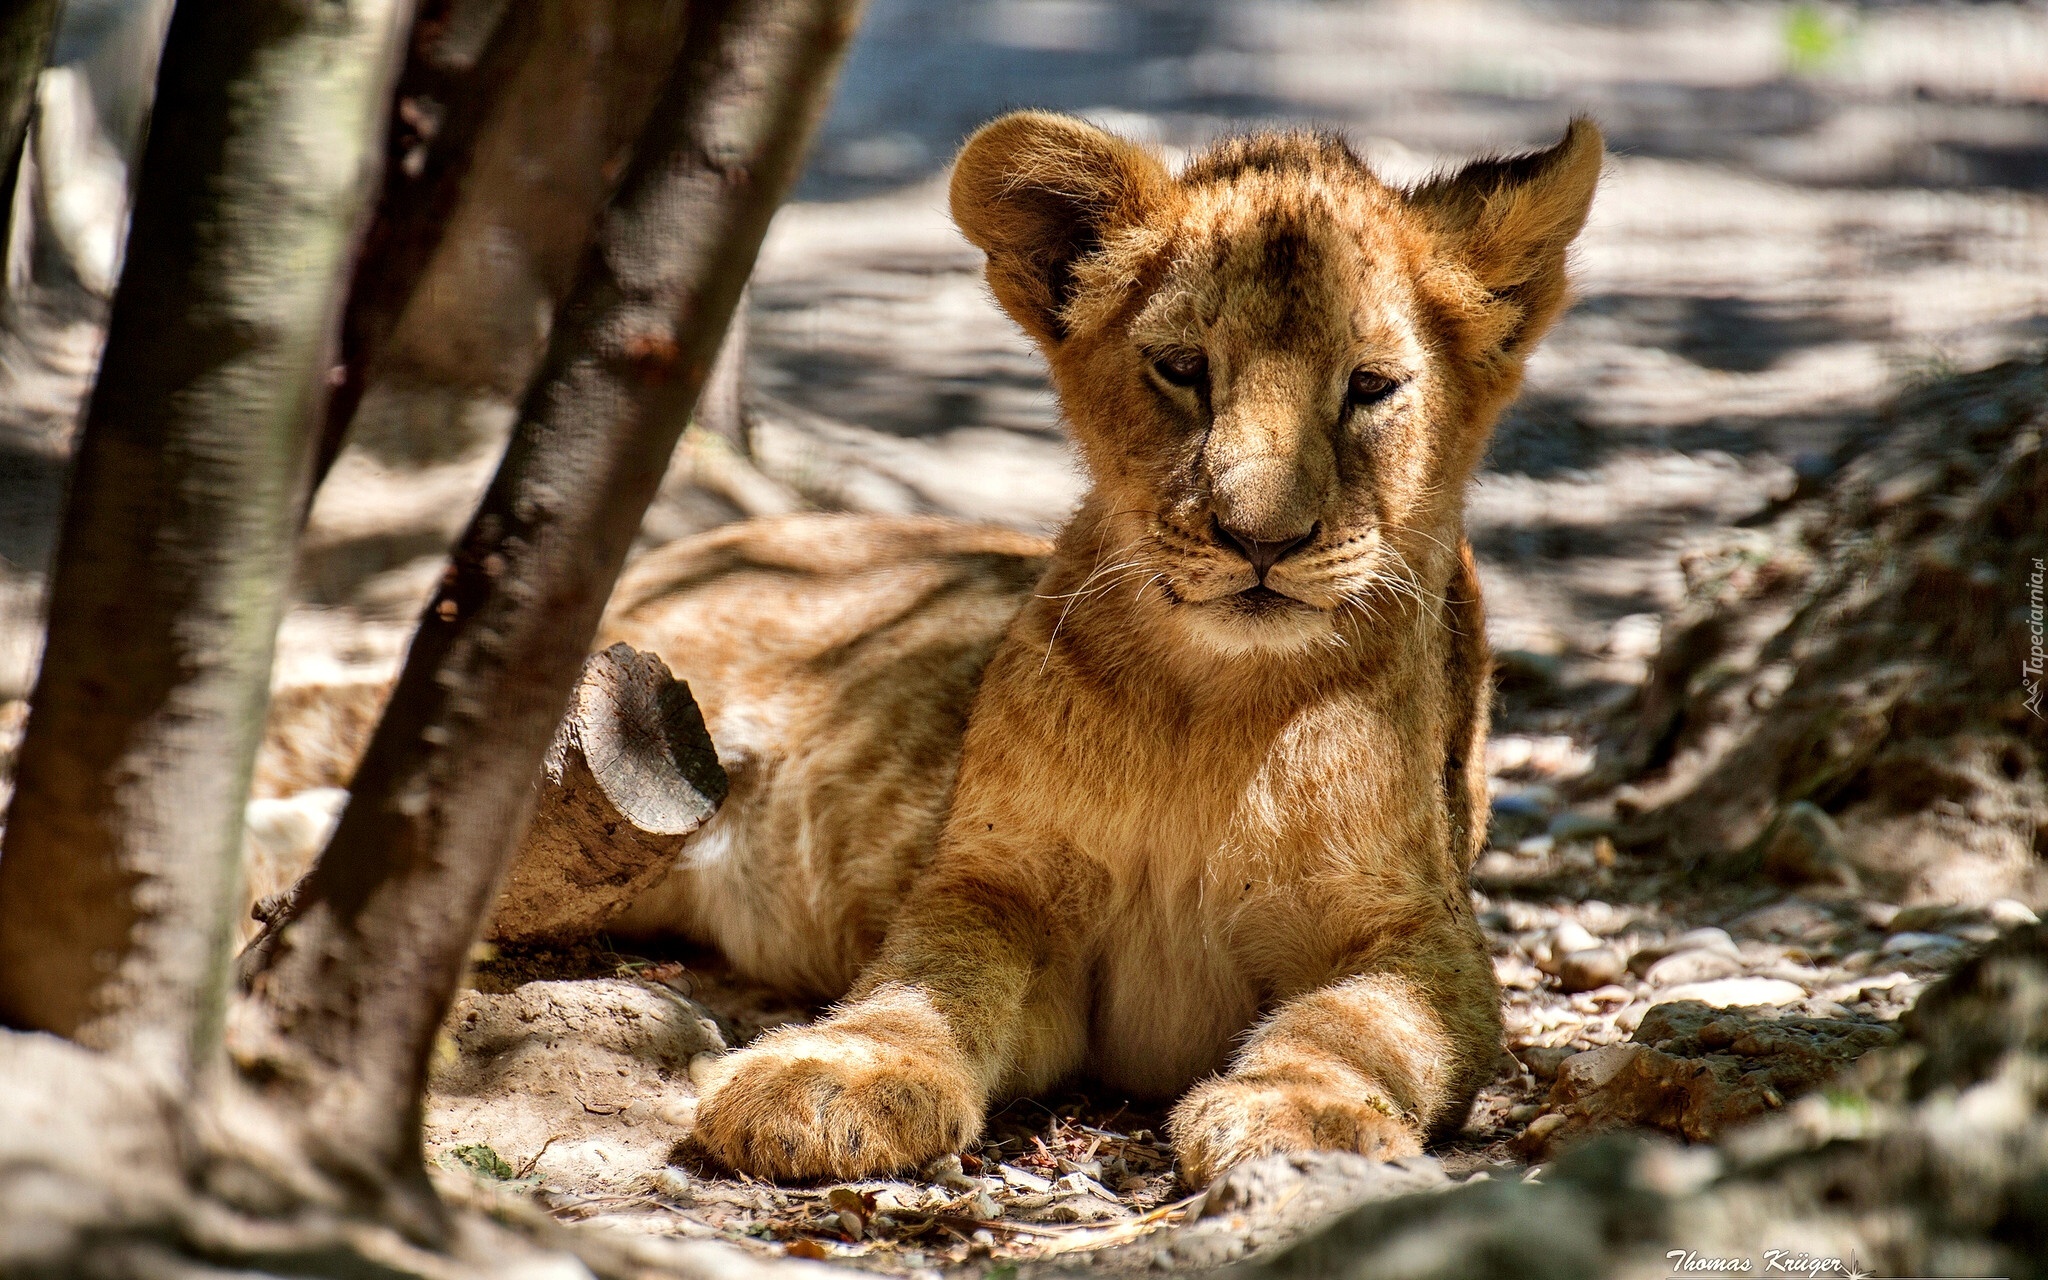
950 111 1170 349
1406 117 1604 362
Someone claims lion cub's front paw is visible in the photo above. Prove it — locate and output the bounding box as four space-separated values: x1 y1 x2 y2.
691 1025 983 1181
1168 1076 1424 1188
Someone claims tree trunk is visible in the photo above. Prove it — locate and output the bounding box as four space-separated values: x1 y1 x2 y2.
0 0 60 310
0 0 416 1085
238 0 864 1228
695 283 752 451
306 0 543 496
488 643 727 944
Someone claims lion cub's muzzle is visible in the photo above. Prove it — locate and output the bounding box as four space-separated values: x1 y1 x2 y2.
1210 515 1318 582
1201 435 1337 607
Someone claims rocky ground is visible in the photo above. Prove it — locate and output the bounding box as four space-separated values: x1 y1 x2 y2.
401 353 2048 1264
3 0 2048 1275
403 261 2048 1280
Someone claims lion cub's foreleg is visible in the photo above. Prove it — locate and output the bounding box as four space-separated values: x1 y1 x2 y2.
1168 915 1502 1187
691 858 1092 1180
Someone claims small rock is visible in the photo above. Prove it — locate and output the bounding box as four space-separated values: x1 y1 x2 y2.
999 1163 1053 1193
1492 787 1558 819
1881 931 1961 955
1671 927 1741 957
1494 952 1544 990
1490 786 1559 846
1625 948 1666 978
1549 811 1619 843
1644 949 1744 988
1475 850 1522 878
1518 1045 1577 1081
1986 898 2040 929
1057 1171 1121 1202
1553 1045 1637 1095
1041 1193 1129 1223
1730 900 1839 943
1556 947 1626 993
1889 903 1972 933
1523 1112 1567 1143
1859 900 1902 929
1553 920 1600 956
1759 801 1856 889
924 1153 983 1192
1654 977 1807 1008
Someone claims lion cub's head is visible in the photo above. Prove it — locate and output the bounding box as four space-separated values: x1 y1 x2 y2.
950 114 1601 657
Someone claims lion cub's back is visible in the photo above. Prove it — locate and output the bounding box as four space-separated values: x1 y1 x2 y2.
600 513 1050 996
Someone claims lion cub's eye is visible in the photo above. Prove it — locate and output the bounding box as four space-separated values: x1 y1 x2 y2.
1348 369 1399 406
1153 350 1209 388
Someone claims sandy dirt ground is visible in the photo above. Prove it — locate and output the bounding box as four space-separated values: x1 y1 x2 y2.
3 0 2048 1273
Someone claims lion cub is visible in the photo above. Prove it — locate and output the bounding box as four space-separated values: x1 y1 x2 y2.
600 113 1602 1185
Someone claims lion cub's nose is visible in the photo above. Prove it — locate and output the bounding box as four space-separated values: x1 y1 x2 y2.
1211 516 1316 580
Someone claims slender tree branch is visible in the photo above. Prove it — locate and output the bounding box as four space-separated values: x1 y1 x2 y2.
238 0 865 1224
0 0 416 1083
305 0 543 499
0 0 60 308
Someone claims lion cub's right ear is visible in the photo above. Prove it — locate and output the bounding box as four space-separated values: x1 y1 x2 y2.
950 112 1169 349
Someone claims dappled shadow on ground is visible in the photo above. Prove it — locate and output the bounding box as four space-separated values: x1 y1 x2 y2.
1483 392 1872 480
797 0 1262 200
1567 293 1890 376
801 0 2048 202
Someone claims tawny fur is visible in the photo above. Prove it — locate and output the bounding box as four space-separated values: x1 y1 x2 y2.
249 114 1601 1186
603 114 1604 1185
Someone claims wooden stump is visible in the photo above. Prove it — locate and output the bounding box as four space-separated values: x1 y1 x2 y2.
487 643 726 943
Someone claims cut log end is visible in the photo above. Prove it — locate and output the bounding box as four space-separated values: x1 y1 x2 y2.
491 643 725 944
